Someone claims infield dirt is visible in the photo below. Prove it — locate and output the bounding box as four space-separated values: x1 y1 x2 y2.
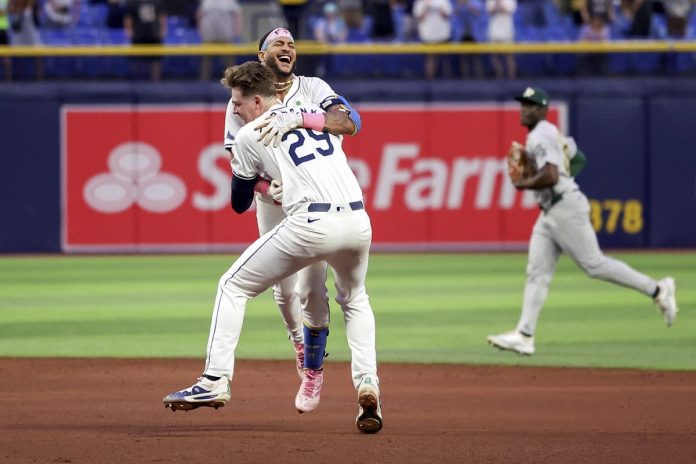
1 358 695 463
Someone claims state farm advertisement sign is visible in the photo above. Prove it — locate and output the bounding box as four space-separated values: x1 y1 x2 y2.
61 103 565 252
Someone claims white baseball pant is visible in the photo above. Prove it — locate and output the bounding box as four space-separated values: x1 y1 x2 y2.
257 200 336 343
518 190 658 335
204 203 378 389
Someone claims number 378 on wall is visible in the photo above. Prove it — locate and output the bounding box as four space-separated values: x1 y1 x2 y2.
589 199 643 234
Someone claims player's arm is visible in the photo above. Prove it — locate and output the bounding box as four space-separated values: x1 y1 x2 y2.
230 174 256 213
256 95 362 147
320 95 362 136
229 136 268 213
513 163 558 190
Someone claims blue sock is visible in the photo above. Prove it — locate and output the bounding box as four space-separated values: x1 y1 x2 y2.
304 325 329 370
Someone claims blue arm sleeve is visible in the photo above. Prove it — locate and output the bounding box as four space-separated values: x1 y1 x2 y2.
230 174 257 214
321 95 362 135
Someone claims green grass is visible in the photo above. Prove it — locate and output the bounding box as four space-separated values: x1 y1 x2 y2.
0 253 694 370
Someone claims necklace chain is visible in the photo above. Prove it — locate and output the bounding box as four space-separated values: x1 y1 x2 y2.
274 77 294 91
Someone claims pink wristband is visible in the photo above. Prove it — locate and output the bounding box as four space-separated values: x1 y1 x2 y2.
302 112 326 132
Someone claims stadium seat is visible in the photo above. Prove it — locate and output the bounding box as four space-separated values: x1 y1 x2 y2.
103 29 128 45
77 3 108 28
72 27 102 45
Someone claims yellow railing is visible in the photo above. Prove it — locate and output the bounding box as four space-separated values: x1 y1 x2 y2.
1 40 696 57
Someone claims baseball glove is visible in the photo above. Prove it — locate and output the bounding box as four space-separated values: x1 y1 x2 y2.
507 142 536 183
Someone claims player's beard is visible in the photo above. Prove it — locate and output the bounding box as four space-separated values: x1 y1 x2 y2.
264 54 296 80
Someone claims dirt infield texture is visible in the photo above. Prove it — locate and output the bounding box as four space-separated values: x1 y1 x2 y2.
1 358 695 464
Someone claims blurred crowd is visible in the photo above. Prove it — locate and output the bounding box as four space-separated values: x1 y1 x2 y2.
1 0 696 81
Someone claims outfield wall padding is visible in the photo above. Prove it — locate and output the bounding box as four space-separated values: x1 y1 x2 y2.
1 78 694 252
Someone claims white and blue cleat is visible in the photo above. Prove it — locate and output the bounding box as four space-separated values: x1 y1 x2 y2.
163 376 231 412
356 375 383 434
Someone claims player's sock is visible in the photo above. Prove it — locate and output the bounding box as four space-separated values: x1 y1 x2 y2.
304 325 329 370
652 285 660 299
203 374 221 381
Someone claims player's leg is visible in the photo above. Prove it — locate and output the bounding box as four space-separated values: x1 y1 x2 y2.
296 263 330 364
324 231 376 387
256 200 303 344
257 200 304 375
324 212 382 433
292 262 332 413
554 191 677 325
555 191 657 294
163 220 313 411
518 215 561 337
296 262 330 331
487 213 560 355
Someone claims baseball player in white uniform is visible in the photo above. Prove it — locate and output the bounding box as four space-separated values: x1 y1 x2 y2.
487 87 678 355
164 61 382 434
222 28 363 379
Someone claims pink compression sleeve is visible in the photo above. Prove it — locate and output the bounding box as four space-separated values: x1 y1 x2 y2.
302 112 326 132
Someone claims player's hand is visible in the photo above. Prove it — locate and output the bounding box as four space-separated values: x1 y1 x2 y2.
507 141 529 184
268 179 283 204
255 112 303 148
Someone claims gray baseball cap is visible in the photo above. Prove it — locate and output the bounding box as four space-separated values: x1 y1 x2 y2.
515 87 549 107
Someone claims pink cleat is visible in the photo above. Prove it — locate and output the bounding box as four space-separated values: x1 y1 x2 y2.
295 368 323 413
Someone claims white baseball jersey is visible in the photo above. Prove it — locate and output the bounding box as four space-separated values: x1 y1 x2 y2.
206 101 378 391
223 75 340 152
221 75 344 345
232 104 363 215
525 119 579 210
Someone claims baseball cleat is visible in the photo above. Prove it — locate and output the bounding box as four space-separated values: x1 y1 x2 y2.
655 277 678 327
487 330 535 355
293 341 305 379
163 376 231 412
295 368 323 414
356 375 382 434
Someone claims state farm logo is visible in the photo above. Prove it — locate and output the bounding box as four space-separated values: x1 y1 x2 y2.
83 142 187 214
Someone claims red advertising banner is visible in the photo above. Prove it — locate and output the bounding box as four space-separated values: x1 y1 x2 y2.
62 103 565 252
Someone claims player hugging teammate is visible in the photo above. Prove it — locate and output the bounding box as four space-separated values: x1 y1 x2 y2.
162 28 383 434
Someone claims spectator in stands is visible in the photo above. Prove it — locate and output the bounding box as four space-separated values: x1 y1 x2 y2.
339 0 366 39
577 0 612 74
365 0 396 40
8 0 43 79
413 0 453 79
106 0 126 29
197 0 242 80
579 0 613 39
0 0 12 80
42 0 80 29
277 0 309 38
198 0 242 43
8 0 41 44
453 0 484 78
313 2 347 42
124 0 166 81
620 0 652 37
555 0 586 26
521 0 549 28
663 0 694 38
486 0 516 79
